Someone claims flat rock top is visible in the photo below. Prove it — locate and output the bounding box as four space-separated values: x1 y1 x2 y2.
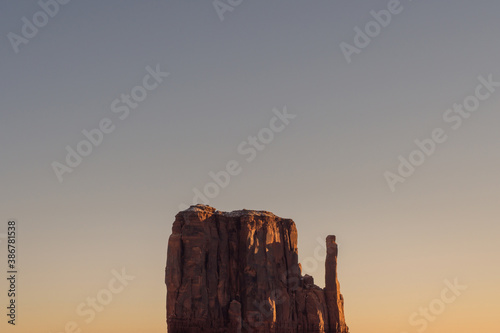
183 204 287 219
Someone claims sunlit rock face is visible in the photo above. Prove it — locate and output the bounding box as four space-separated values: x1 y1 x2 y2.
166 205 349 333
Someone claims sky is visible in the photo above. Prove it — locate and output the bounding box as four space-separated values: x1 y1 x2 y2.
1 0 499 332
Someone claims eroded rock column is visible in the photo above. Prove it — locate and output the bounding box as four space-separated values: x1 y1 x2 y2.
325 235 348 333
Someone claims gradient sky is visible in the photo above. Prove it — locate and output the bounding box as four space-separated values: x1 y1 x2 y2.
1 1 500 332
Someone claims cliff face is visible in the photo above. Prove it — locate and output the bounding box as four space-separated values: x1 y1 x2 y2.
165 205 348 333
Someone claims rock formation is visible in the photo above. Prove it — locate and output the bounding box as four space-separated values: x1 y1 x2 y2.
165 205 348 332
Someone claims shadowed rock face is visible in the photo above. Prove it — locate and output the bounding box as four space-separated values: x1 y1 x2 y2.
166 205 349 333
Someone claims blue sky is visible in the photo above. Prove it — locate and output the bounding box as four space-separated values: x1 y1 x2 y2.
1 1 500 332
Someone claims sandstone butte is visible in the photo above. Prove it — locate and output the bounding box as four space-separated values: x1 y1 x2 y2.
165 205 349 333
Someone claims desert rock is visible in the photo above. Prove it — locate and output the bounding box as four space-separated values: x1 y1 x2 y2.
166 205 349 332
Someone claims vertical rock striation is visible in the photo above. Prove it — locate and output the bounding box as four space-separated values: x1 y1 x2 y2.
166 205 349 332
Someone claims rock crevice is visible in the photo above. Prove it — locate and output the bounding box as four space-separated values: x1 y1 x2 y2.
166 205 349 333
